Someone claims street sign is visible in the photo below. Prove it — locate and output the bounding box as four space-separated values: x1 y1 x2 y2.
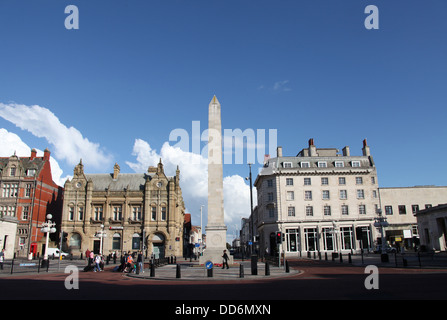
205 261 213 270
195 243 200 247
248 241 253 245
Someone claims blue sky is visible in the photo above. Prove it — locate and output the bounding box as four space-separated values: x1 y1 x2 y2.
1 1 446 239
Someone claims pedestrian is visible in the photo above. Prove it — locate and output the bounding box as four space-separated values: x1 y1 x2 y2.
126 252 134 273
89 250 94 267
94 254 102 272
137 251 143 273
85 248 91 266
0 249 5 270
222 250 229 269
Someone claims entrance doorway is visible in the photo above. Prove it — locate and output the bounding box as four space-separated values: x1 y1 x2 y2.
152 233 165 259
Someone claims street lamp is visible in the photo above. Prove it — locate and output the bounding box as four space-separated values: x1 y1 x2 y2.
374 209 389 262
41 214 56 267
200 205 204 256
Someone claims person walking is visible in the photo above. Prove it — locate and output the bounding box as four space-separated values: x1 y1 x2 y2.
137 251 143 273
0 249 5 270
222 250 229 269
94 254 102 272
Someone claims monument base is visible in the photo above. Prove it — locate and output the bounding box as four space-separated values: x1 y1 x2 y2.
199 225 233 265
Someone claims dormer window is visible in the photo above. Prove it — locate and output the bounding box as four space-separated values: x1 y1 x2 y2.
318 161 327 168
300 162 310 168
335 161 344 168
10 167 16 176
283 162 292 168
351 161 361 167
26 169 36 177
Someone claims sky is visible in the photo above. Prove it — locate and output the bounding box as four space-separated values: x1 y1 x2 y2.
1 1 446 242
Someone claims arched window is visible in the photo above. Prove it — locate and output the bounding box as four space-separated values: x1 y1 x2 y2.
69 233 82 248
132 233 141 250
112 233 121 250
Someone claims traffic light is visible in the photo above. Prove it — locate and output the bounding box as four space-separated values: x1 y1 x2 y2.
276 231 282 244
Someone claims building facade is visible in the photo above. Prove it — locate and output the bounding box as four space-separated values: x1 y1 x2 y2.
254 139 381 257
416 204 447 251
61 159 185 259
379 186 447 250
0 149 63 259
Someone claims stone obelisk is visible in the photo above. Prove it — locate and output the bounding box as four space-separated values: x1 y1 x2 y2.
200 95 232 265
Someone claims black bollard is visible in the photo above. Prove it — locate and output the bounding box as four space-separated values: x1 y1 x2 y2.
239 264 244 278
150 263 155 277
251 255 258 275
340 253 343 263
207 268 213 277
176 264 181 278
325 252 328 261
265 262 270 276
403 258 408 267
285 260 290 273
348 253 352 263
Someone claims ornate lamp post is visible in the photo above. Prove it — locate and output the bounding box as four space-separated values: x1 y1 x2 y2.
41 214 56 267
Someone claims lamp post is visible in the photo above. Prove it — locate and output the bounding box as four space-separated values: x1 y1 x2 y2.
374 210 389 262
245 163 254 256
41 214 56 267
200 205 204 256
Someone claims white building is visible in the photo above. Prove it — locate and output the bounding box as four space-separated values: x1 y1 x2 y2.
254 139 380 257
416 204 447 251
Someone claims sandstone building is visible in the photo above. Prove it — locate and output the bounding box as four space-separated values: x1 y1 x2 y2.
61 159 185 258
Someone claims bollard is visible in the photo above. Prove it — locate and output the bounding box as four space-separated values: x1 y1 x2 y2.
348 253 352 263
318 251 321 260
313 252 316 259
207 268 213 277
136 263 140 275
251 255 258 276
339 253 343 263
265 262 270 276
325 252 328 261
176 264 181 278
403 258 408 267
285 260 290 273
10 259 14 274
239 264 244 278
150 263 155 277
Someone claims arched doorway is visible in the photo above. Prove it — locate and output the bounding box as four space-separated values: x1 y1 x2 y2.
152 233 165 259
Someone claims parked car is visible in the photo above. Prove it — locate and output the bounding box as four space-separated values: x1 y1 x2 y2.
46 248 69 258
373 245 396 254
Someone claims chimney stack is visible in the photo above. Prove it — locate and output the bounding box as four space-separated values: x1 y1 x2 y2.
30 148 37 160
362 139 370 156
308 138 317 156
43 148 50 161
276 146 283 157
342 146 350 157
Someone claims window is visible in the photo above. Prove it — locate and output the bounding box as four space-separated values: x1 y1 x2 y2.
286 178 293 186
385 206 393 215
372 190 377 198
25 184 32 197
304 191 312 200
335 161 344 168
267 179 273 187
112 233 121 250
22 206 29 220
10 167 16 176
94 206 103 221
68 207 74 221
113 205 123 221
321 177 328 185
300 162 310 168
351 161 361 167
324 205 331 216
355 177 363 185
357 189 365 199
268 207 275 218
318 161 327 168
398 205 406 215
371 176 376 184
132 206 142 221
339 190 347 200
322 190 330 200
286 191 294 201
305 206 313 216
288 207 295 217
78 207 84 221
304 178 311 186
341 205 349 215
151 206 157 221
268 192 274 201
2 183 18 198
359 205 366 215
338 177 346 185
411 205 419 215
161 207 167 221
26 169 36 176
283 162 292 168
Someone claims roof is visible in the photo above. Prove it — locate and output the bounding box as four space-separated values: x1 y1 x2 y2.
85 173 150 191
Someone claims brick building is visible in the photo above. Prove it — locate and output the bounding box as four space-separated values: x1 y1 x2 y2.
0 149 63 259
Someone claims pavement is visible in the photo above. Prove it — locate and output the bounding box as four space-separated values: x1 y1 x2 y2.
126 258 300 281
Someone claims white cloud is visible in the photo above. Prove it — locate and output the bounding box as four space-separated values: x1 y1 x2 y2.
258 80 292 92
0 128 71 186
126 138 256 242
0 102 112 169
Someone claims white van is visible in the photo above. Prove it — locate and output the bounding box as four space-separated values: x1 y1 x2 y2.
46 248 69 258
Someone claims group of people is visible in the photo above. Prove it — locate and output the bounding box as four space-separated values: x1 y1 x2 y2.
85 249 104 272
119 251 144 273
